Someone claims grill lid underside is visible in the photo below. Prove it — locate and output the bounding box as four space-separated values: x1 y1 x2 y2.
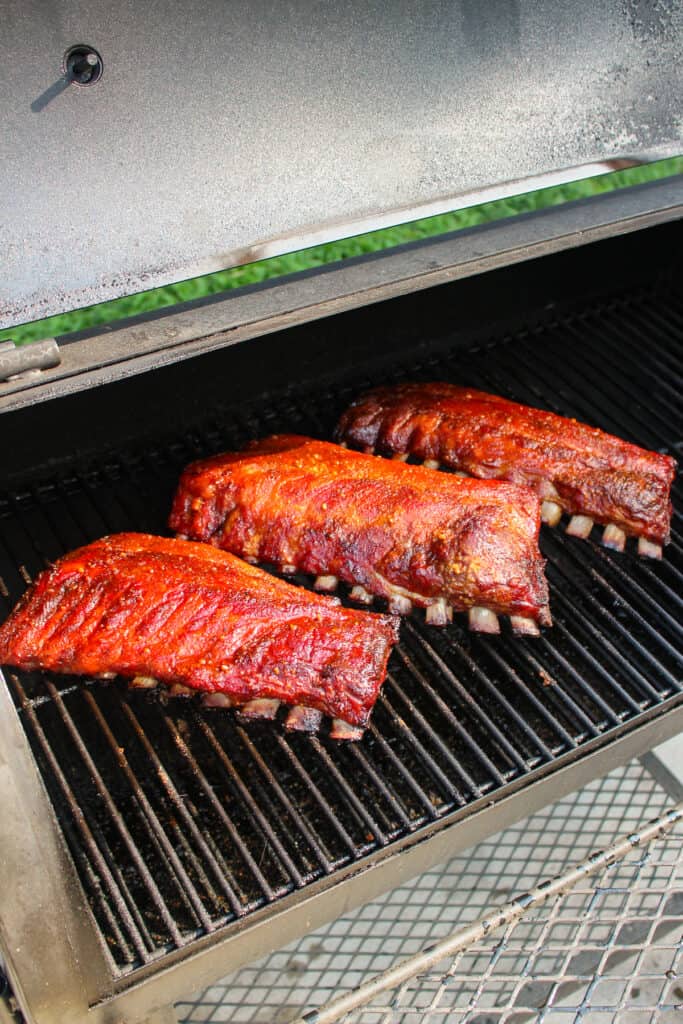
2 0 682 329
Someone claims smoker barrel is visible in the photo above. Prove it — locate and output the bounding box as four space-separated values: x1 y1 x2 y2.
0 214 681 1024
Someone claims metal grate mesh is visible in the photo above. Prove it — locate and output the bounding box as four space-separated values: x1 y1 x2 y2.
176 760 683 1024
0 283 681 978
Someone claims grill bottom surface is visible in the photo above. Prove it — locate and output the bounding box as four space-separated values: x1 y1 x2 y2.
0 277 681 980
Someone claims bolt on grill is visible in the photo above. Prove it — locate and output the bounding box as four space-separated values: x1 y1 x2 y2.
0 281 681 979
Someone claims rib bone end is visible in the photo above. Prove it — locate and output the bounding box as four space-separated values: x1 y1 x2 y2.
468 606 500 634
425 598 452 626
238 698 281 720
602 523 626 552
388 593 413 615
330 719 364 741
541 500 563 527
201 692 234 708
314 574 339 592
168 682 194 698
566 515 594 539
510 615 540 637
285 705 323 732
423 459 440 470
350 585 374 605
130 675 159 690
391 452 409 462
637 537 663 559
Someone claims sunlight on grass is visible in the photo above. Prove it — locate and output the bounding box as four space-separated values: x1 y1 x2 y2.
2 156 681 346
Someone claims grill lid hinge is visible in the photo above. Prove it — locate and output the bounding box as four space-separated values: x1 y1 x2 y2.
0 339 61 383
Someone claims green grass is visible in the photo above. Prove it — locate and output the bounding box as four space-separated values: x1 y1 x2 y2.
3 156 681 346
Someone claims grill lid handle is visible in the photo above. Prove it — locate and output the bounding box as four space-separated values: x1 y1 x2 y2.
0 339 61 383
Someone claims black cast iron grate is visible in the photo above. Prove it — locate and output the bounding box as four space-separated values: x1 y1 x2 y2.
0 283 681 978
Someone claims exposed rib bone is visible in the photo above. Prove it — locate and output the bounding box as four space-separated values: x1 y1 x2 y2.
566 515 594 539
168 683 194 697
468 606 500 634
423 459 440 470
541 500 563 527
391 452 409 462
314 574 339 592
388 593 413 615
510 615 540 637
285 705 323 732
281 564 297 575
130 675 159 689
350 585 374 604
362 445 374 454
201 692 234 708
602 523 626 552
330 719 364 741
638 537 663 559
453 470 468 478
425 598 452 626
97 672 116 680
239 698 281 720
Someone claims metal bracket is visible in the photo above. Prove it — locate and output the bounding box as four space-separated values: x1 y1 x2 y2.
0 340 60 384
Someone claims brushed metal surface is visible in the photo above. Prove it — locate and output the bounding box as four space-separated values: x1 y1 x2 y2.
0 177 680 414
1 0 681 328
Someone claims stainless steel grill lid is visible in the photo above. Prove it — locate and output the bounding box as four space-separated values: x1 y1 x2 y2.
1 0 681 329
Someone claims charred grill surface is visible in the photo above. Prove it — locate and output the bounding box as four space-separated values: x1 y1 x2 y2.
0 280 680 980
170 435 551 630
336 383 676 554
0 534 398 730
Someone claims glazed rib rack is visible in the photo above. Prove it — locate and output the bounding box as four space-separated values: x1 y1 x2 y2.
0 282 681 982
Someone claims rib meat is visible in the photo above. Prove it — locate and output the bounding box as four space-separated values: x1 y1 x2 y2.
0 533 399 732
336 383 677 555
170 435 551 631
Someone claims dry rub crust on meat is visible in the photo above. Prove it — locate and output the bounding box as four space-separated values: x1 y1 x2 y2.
170 435 551 634
0 533 399 734
336 382 677 557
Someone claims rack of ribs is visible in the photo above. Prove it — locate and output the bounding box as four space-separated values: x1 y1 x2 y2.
0 533 400 739
335 383 676 558
170 435 551 636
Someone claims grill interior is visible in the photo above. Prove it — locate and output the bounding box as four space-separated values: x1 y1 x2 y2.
0 230 681 980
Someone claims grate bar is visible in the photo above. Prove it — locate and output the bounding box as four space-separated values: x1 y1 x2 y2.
479 644 577 751
544 542 675 698
500 637 602 740
563 317 681 433
404 622 539 772
307 737 389 848
273 733 362 859
44 680 187 947
235 729 335 875
162 716 276 902
387 659 500 794
345 743 415 832
365 718 442 820
82 690 215 932
194 716 306 887
119 702 246 918
9 672 149 965
374 689 468 808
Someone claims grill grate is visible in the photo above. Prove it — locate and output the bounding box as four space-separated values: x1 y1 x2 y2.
0 283 681 978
